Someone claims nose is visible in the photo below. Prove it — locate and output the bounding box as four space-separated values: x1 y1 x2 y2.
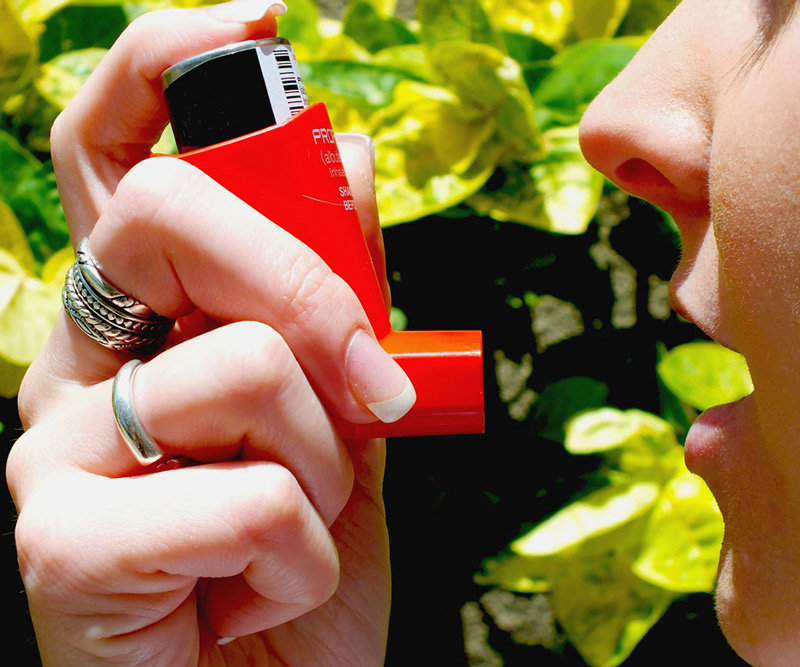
578 9 711 219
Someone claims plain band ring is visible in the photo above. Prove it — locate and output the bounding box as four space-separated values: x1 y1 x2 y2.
112 359 164 465
62 238 175 353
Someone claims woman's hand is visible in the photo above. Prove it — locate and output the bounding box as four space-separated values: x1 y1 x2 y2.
6 2 405 664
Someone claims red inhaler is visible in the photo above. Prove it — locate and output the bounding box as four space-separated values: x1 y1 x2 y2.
162 38 483 438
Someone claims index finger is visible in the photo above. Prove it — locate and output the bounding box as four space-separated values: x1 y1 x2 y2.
51 0 285 240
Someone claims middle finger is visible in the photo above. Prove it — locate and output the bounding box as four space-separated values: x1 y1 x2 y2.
50 156 414 427
11 322 353 525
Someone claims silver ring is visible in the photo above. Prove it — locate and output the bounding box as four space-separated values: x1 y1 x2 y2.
62 238 175 353
112 359 164 465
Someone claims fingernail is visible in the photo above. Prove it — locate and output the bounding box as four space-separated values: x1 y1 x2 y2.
217 637 237 645
336 133 375 172
208 0 287 23
346 329 416 423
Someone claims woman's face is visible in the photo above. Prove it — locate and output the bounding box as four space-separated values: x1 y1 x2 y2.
580 0 800 663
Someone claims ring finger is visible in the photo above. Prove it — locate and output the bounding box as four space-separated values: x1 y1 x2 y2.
10 321 353 526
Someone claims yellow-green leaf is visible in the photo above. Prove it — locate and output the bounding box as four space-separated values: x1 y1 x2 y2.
512 481 659 557
371 81 499 224
15 0 70 23
632 467 723 593
534 125 601 231
485 0 571 46
0 198 36 274
430 41 542 162
571 0 630 40
40 243 73 284
657 341 753 411
0 246 61 375
476 551 552 593
549 548 676 667
468 126 600 233
0 0 38 105
417 0 504 51
565 407 675 455
36 47 107 110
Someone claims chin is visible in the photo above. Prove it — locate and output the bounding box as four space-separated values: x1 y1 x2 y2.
714 542 800 667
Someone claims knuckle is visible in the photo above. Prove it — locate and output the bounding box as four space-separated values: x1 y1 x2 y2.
244 465 306 541
279 258 345 326
13 483 86 604
212 322 296 402
5 430 31 497
49 112 71 166
17 364 38 430
122 8 175 44
109 157 190 235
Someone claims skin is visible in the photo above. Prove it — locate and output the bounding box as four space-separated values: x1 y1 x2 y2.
580 0 800 664
6 3 398 665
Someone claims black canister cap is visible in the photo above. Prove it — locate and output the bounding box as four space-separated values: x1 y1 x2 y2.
162 38 307 153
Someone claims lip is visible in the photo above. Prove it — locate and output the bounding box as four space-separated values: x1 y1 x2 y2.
668 275 740 352
684 393 752 476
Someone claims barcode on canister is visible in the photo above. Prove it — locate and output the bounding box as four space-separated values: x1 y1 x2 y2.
256 42 309 125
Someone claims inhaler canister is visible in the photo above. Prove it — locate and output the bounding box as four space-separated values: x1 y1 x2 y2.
162 38 484 438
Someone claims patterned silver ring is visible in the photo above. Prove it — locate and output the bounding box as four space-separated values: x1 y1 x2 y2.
112 359 164 465
62 237 175 353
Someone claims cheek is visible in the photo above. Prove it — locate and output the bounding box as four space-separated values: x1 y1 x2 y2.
710 87 800 393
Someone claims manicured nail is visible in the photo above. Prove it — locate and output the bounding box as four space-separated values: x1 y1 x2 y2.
217 637 237 645
346 329 416 423
208 0 287 23
336 133 375 172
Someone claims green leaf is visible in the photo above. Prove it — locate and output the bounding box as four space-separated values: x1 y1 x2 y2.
389 305 407 331
343 0 417 53
500 29 556 65
38 4 128 62
512 481 659 557
530 38 637 129
632 467 723 593
469 125 601 234
0 129 39 203
0 0 38 105
0 131 67 263
417 0 504 51
277 0 322 51
532 376 609 442
372 44 432 80
617 0 679 36
301 60 422 110
657 341 753 411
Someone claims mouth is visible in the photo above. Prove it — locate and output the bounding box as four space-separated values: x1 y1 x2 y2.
683 394 751 476
668 275 739 353
668 281 753 476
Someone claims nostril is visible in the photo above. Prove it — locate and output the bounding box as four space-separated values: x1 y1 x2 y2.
615 158 674 191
